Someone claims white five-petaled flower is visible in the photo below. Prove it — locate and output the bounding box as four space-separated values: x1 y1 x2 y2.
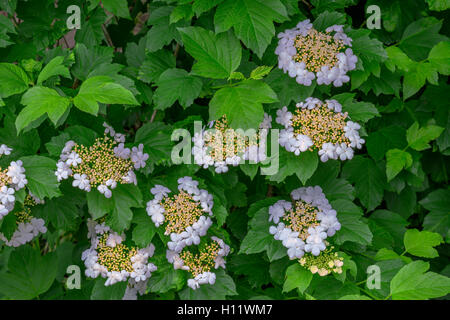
131 144 149 169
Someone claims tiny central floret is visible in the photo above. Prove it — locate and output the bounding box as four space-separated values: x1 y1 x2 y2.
161 191 204 235
283 200 320 240
0 168 12 187
96 233 138 273
294 29 345 73
179 240 220 277
72 136 134 187
291 103 350 149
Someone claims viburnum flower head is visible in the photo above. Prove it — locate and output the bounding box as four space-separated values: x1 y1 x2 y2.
82 219 157 295
0 193 47 247
192 114 271 173
275 19 357 87
167 236 230 290
54 123 149 198
269 186 341 259
146 176 214 254
276 97 365 161
0 145 28 220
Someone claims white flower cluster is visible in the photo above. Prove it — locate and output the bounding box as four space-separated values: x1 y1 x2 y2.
0 145 28 220
275 20 357 87
276 98 365 161
269 186 341 259
55 123 148 198
146 177 213 253
192 114 271 174
0 192 46 247
82 219 157 287
167 236 231 290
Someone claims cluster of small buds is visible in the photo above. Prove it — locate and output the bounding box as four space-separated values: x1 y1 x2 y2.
275 20 357 87
276 97 364 161
82 219 157 288
269 186 341 260
299 245 344 276
55 123 149 198
192 114 271 174
0 193 47 247
0 144 28 219
146 177 214 254
167 236 230 290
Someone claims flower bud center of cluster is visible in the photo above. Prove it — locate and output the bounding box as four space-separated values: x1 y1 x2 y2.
72 135 133 187
96 233 138 273
179 240 220 277
283 200 320 240
291 103 350 149
294 29 346 73
161 190 203 234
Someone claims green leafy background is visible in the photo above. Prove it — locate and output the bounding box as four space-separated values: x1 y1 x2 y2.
0 0 449 300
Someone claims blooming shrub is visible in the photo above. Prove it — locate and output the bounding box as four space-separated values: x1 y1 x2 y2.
0 0 449 301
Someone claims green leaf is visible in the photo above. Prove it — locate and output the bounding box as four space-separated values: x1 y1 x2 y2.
283 264 313 294
342 156 386 211
37 56 71 85
145 6 186 52
74 7 106 47
73 76 139 115
228 254 271 288
0 246 57 299
240 199 287 261
390 261 450 300
147 257 185 294
366 126 406 161
264 69 316 108
250 66 273 80
214 0 288 58
403 62 439 99
385 149 413 181
34 194 81 231
209 79 277 129
313 11 346 31
178 27 241 79
132 209 157 248
404 229 443 258
419 189 450 214
385 46 415 72
87 184 143 232
72 44 114 81
134 122 173 167
16 86 71 132
107 184 143 232
193 0 225 16
333 93 379 123
399 17 448 61
153 68 202 110
20 155 61 200
170 4 193 24
102 0 130 19
426 0 450 11
428 41 450 75
406 122 444 151
295 151 318 184
0 63 29 98
138 50 176 84
332 199 372 246
369 210 408 247
90 279 127 300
